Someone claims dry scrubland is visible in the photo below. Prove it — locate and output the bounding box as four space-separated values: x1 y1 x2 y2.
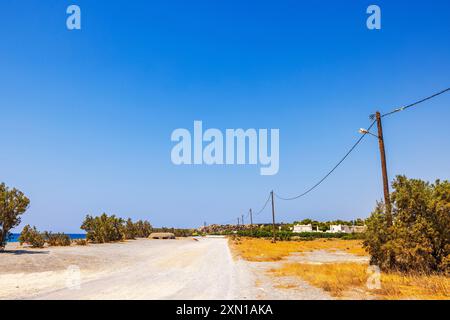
229 238 367 261
230 237 450 300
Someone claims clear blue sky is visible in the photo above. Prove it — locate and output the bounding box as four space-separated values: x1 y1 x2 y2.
1 1 449 232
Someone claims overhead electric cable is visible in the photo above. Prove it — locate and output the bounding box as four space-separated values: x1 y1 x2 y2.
378 88 449 118
275 120 376 201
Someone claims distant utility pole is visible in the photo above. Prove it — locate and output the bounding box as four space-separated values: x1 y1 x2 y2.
249 209 253 234
270 191 276 243
237 217 240 227
375 111 392 225
241 214 244 225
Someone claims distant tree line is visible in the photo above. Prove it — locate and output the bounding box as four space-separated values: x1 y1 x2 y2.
203 218 366 235
152 227 195 237
222 229 364 241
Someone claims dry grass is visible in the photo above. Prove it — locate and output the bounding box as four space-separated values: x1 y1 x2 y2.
230 237 449 300
379 272 450 300
271 263 366 297
229 237 367 261
271 262 450 300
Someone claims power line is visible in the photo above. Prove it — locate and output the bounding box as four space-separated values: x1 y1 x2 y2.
377 88 449 118
217 87 450 224
211 193 270 226
274 88 450 202
254 192 272 215
275 120 376 201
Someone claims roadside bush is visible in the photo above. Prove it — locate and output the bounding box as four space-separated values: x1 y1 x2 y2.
364 176 450 274
123 218 137 240
81 214 153 243
44 232 71 246
19 226 73 247
19 225 45 248
74 239 87 246
81 213 124 243
134 220 152 238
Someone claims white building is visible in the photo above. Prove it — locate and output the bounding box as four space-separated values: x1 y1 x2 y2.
293 224 313 233
327 225 367 233
328 225 352 233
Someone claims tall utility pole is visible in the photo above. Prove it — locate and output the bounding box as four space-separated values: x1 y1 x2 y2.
375 111 392 225
237 217 240 227
270 191 276 243
241 214 244 225
249 208 253 236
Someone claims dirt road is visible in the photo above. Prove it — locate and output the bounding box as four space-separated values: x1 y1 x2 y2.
1 238 249 299
0 237 331 300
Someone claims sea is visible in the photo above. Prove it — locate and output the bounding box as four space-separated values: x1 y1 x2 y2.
7 233 86 243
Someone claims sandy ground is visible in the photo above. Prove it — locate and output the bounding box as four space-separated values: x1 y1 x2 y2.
240 250 369 300
0 237 363 300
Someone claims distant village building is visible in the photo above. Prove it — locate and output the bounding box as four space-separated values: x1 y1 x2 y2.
327 225 367 234
293 224 313 233
328 225 352 233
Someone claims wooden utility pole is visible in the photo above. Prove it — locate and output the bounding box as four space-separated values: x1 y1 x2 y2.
249 209 253 236
375 111 392 225
270 191 276 243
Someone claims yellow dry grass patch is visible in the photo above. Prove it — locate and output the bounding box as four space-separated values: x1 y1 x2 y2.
271 262 450 300
229 237 367 261
230 238 449 300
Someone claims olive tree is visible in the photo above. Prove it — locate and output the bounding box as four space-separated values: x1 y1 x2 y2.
0 183 30 250
364 176 450 274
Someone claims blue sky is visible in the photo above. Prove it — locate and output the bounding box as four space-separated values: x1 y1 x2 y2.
1 0 449 232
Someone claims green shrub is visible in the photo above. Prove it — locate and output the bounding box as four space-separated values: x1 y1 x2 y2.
81 213 124 243
123 218 137 240
74 239 87 246
19 226 73 247
44 232 71 246
0 183 30 250
364 176 450 274
19 225 45 248
134 220 152 238
81 214 153 243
